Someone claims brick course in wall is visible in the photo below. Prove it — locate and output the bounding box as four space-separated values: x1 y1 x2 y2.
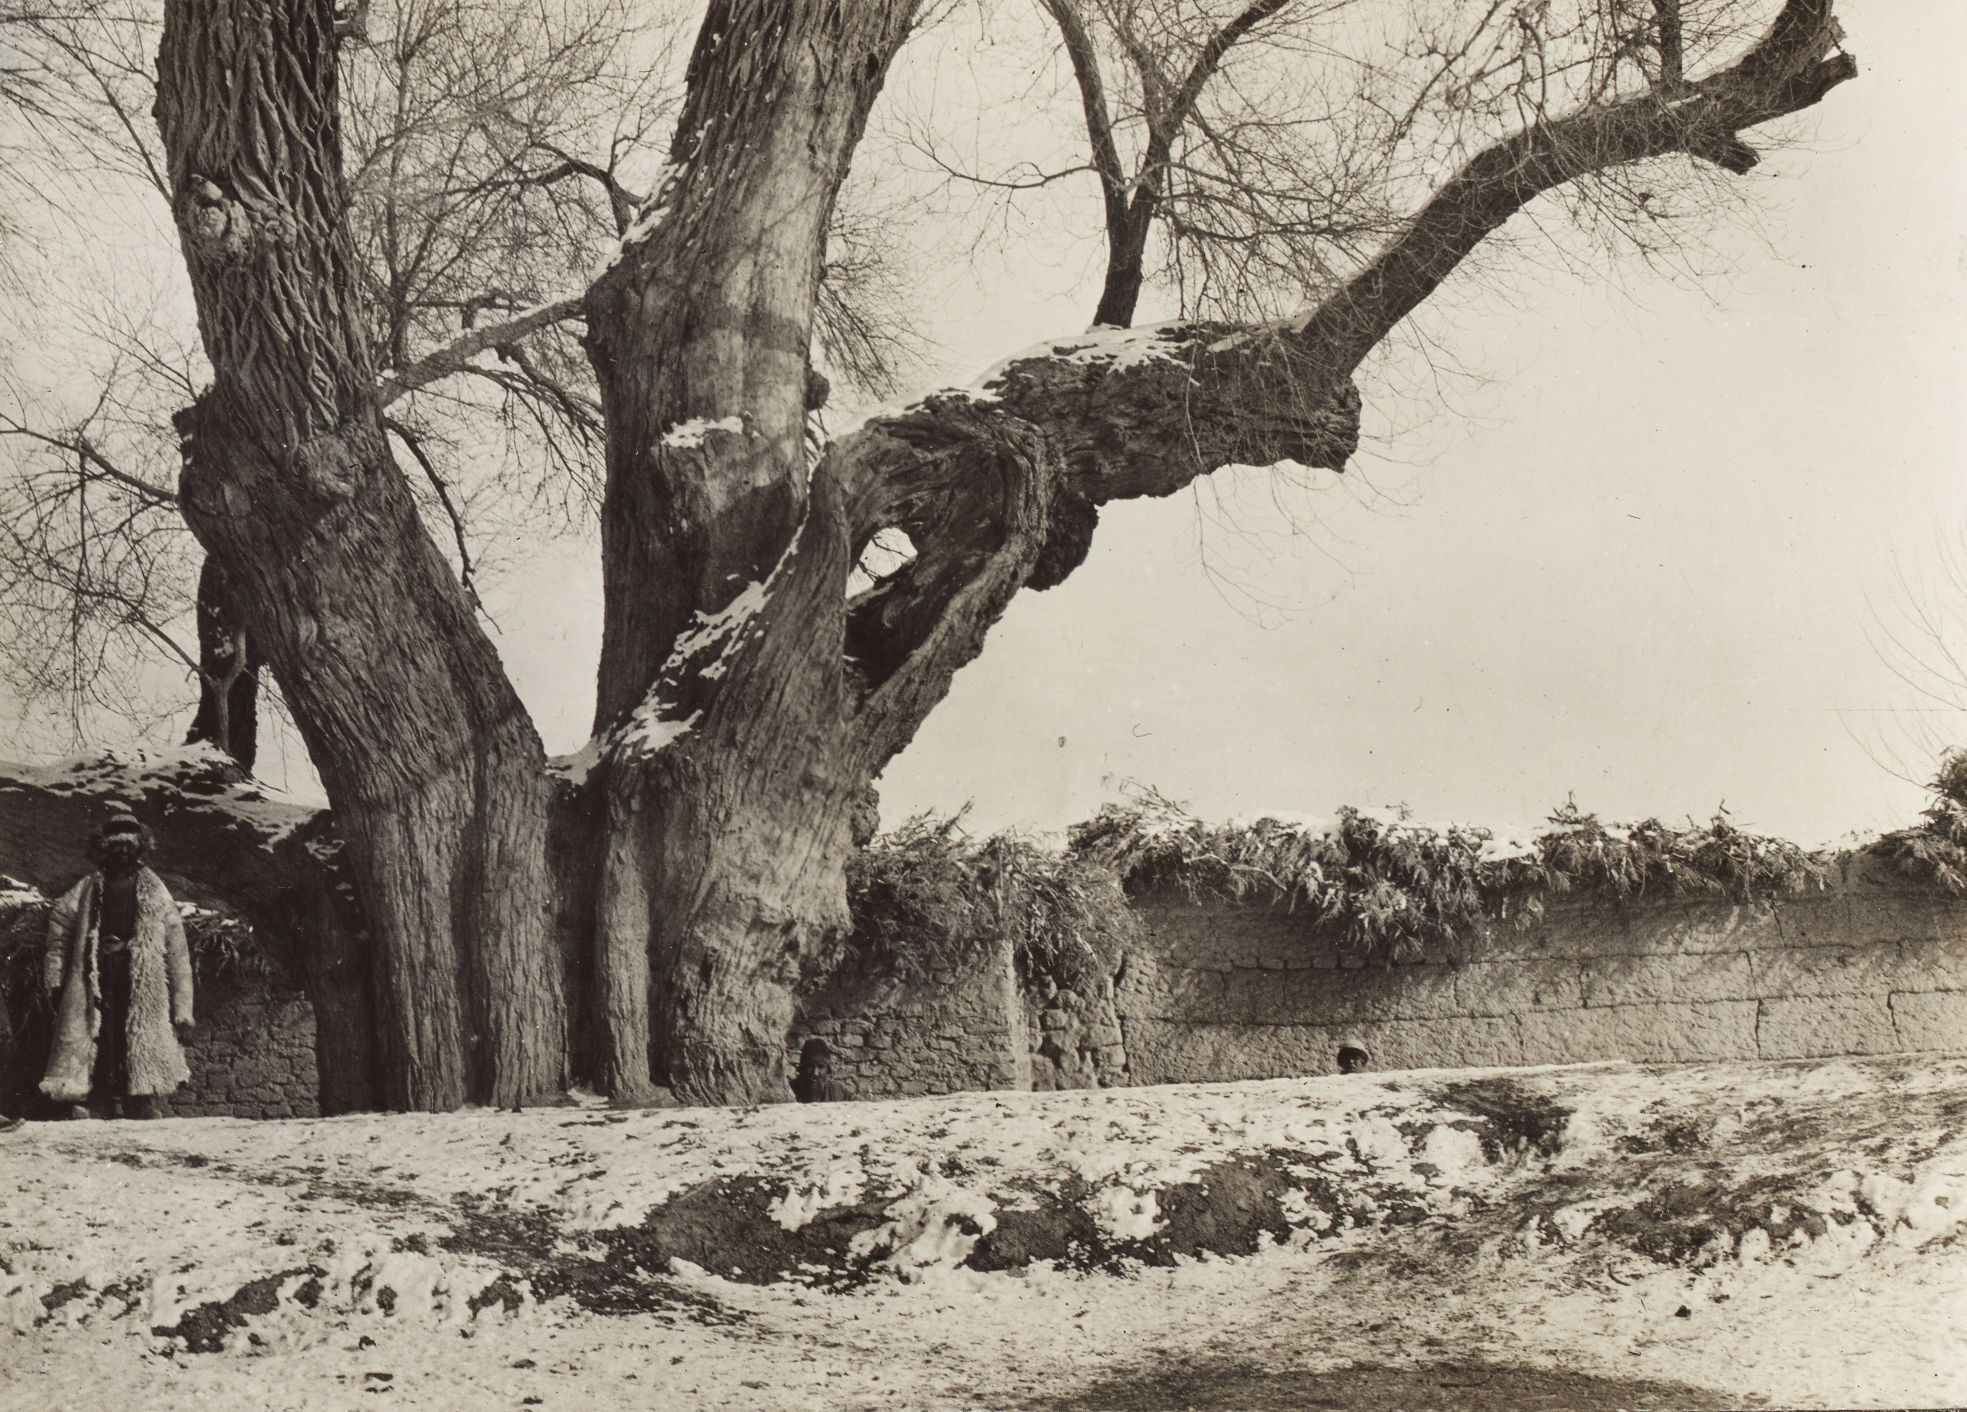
1115 851 1967 1083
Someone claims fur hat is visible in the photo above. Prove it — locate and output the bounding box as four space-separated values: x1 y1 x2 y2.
102 805 143 837
90 804 152 862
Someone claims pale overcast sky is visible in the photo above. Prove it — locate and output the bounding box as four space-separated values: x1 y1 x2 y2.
6 2 1961 850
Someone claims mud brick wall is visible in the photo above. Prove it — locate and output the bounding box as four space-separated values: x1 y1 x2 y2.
165 975 320 1119
1117 851 1967 1085
789 935 1030 1100
1025 972 1129 1091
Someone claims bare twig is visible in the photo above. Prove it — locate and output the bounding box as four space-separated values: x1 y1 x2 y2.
0 416 177 511
384 416 484 614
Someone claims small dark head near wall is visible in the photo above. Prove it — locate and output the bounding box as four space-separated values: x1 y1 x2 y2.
1336 1045 1370 1075
89 805 153 868
793 1038 837 1104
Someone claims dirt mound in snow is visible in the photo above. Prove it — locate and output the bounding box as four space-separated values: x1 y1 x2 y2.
419 1074 1573 1294
618 1150 1393 1284
584 1068 1895 1294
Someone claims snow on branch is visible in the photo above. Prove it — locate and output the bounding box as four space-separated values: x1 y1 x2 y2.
378 297 585 407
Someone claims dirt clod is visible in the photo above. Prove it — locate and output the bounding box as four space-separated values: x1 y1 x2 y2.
154 1266 319 1354
1433 1078 1572 1162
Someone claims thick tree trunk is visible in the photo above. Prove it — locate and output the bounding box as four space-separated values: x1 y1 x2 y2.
156 0 564 1110
582 0 921 1105
621 493 865 1104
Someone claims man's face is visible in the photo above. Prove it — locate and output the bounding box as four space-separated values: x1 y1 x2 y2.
102 833 140 870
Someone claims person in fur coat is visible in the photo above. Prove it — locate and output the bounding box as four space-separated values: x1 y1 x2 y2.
41 807 194 1119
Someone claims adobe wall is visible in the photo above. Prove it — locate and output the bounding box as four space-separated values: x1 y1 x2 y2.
27 846 1963 1115
788 937 1030 1100
180 945 1033 1109
165 975 321 1119
182 943 1033 1110
1116 851 1967 1084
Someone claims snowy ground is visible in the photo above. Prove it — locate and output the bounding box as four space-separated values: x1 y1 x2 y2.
3 1056 1965 1410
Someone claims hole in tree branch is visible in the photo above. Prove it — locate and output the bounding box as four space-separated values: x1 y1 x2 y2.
847 528 916 597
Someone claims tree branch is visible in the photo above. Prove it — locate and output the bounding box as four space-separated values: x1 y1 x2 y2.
124 600 207 684
1038 0 1130 257
1654 0 1684 90
811 1 1858 764
1295 0 1857 378
830 405 1056 775
1088 0 1293 327
814 318 1356 780
915 148 1099 193
378 296 584 406
527 142 644 235
1148 0 1293 169
0 415 178 511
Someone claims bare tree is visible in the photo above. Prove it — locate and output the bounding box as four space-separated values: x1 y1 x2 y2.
0 0 678 765
572 0 1853 1104
905 0 1819 341
0 0 1857 1111
1 0 922 771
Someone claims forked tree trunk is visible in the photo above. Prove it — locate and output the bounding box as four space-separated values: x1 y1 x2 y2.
576 0 1857 1109
156 0 565 1110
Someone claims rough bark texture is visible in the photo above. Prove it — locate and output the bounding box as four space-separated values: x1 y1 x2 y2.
155 0 564 1110
280 811 387 1113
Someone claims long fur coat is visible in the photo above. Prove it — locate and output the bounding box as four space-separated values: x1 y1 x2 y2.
40 868 194 1101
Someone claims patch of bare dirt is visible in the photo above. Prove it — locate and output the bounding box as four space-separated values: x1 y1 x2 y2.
154 1267 321 1353
1428 1078 1572 1162
441 1192 749 1322
1025 1358 1740 1411
1587 1171 1832 1264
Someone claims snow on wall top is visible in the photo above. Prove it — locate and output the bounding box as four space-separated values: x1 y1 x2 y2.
0 744 318 846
